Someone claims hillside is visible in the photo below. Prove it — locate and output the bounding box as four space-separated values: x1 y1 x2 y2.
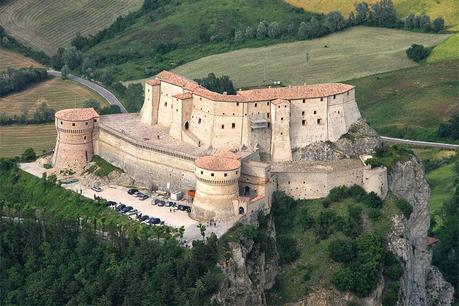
349 59 459 142
0 48 42 70
0 0 143 55
170 27 448 88
286 0 459 30
0 124 56 157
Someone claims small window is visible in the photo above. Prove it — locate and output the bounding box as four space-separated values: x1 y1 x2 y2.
236 171 238 174
60 121 63 125
223 113 225 115
232 123 236 129
302 111 305 115
211 173 214 177
221 124 224 129
201 171 203 174
200 97 202 101
278 106 280 109
280 132 283 135
224 173 228 177
281 117 284 121
313 111 317 114
333 95 336 99
164 102 167 107
254 103 257 108
85 122 88 125
302 99 305 103
198 118 202 124
94 119 97 122
267 113 270 118
347 91 350 96
320 97 324 101
284 105 287 108
288 181 290 184
267 102 269 105
72 123 75 126
317 118 321 124
148 89 150 92
84 136 87 140
302 120 306 126
236 103 239 106
338 111 340 114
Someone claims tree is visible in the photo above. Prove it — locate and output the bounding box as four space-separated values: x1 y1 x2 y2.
324 11 345 32
51 48 65 70
256 21 268 39
194 73 236 95
285 22 295 36
234 30 244 43
329 239 356 263
370 0 397 27
83 99 101 112
125 83 144 112
406 44 431 62
297 22 308 38
405 14 416 30
32 103 55 123
348 12 356 26
245 26 255 39
418 14 431 32
432 17 445 32
267 21 281 39
364 192 383 208
197 223 206 240
61 65 70 80
309 17 321 37
62 47 82 70
355 2 370 24
437 112 459 140
21 148 36 162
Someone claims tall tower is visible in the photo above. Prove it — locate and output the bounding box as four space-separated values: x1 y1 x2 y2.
52 108 99 170
191 151 241 221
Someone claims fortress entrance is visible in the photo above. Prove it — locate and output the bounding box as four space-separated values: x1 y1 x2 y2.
184 121 189 130
239 207 245 215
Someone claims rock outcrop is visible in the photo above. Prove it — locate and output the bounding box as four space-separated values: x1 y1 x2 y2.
212 215 279 306
387 157 454 306
292 119 382 161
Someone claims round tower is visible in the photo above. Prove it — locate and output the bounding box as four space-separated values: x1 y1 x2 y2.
52 108 99 170
191 152 241 221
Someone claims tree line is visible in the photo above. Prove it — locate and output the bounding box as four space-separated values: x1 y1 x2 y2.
438 112 459 141
0 67 48 97
0 102 55 126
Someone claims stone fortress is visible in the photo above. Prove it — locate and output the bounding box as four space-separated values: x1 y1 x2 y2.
52 71 388 221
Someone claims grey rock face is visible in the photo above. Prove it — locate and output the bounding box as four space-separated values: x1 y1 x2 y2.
292 119 382 161
213 215 279 306
387 157 454 306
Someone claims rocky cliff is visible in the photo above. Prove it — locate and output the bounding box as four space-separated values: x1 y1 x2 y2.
212 214 280 306
387 157 454 306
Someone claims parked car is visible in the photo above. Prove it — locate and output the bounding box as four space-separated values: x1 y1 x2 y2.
139 215 149 222
185 206 191 213
165 201 174 207
134 192 143 197
139 194 149 201
91 186 102 192
148 217 161 225
127 209 138 216
153 199 161 205
121 206 133 213
127 188 138 195
116 204 126 211
157 200 165 207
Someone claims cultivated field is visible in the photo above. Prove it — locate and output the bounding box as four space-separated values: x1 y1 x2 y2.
0 48 42 70
286 0 459 29
0 0 143 55
0 124 56 157
0 78 108 118
172 27 448 88
350 59 459 142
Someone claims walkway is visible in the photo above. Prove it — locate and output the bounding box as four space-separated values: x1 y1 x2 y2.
47 69 128 113
381 136 459 150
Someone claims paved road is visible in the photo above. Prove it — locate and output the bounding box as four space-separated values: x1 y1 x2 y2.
381 136 459 150
47 69 128 113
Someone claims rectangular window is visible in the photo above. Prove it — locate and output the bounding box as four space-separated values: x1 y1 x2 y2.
232 123 236 129
254 103 257 107
211 173 214 177
164 102 167 107
224 173 228 177
221 124 224 129
302 120 306 126
267 113 270 118
320 98 323 101
281 117 284 121
302 111 305 115
302 99 305 103
333 95 336 99
313 111 317 114
317 118 321 124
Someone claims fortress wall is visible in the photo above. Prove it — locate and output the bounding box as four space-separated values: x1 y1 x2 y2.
211 113 245 149
276 172 328 199
290 98 328 148
170 97 185 140
157 82 184 127
363 166 388 198
270 101 292 161
327 167 364 190
249 124 272 155
342 89 361 130
327 94 347 142
189 96 216 146
96 129 196 190
247 100 270 117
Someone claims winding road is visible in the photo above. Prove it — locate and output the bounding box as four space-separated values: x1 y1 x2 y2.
381 136 459 150
47 69 128 113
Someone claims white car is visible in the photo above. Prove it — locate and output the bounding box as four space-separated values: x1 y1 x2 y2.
91 186 102 192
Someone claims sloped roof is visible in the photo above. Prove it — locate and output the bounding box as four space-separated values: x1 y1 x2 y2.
55 108 99 121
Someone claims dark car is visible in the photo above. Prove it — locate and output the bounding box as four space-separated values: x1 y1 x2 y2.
148 217 161 225
139 194 149 201
121 206 133 213
177 205 185 211
139 215 149 222
153 199 161 205
182 205 191 213
106 201 117 206
116 204 126 211
165 201 175 207
157 200 165 207
127 188 138 195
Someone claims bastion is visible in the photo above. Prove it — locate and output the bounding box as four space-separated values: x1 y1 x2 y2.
51 71 388 221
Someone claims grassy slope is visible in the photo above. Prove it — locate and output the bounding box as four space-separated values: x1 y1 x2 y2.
348 59 459 142
0 78 108 117
0 0 143 55
285 0 459 30
268 195 401 304
428 33 459 63
0 48 42 69
170 27 448 88
85 0 315 81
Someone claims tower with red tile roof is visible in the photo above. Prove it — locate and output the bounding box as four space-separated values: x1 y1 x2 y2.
52 108 99 170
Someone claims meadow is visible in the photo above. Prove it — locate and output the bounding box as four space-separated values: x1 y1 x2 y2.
350 59 459 142
286 0 459 30
0 124 56 157
0 0 143 55
170 27 448 88
0 48 42 70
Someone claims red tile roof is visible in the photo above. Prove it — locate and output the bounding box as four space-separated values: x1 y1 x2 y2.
148 71 354 103
145 79 161 86
195 151 241 171
55 108 99 121
174 92 193 100
271 98 289 105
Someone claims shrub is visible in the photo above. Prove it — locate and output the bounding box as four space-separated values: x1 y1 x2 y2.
364 192 383 208
382 282 400 306
327 186 350 202
21 148 37 162
278 235 299 264
368 208 382 221
395 198 412 218
295 207 314 230
328 239 355 263
315 211 339 240
406 44 431 63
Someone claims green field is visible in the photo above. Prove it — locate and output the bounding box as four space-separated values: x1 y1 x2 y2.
0 0 143 55
286 0 459 30
0 124 56 157
170 27 448 88
349 59 459 142
428 33 459 63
